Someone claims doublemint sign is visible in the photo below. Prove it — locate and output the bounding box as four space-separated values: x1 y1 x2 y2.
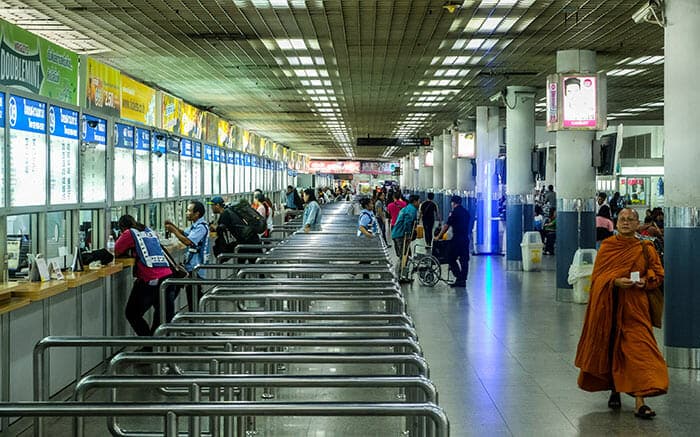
0 20 78 105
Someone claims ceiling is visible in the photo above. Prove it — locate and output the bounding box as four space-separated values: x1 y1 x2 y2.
0 0 664 159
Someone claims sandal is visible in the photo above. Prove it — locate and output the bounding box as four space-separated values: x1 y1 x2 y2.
634 405 656 419
608 392 621 410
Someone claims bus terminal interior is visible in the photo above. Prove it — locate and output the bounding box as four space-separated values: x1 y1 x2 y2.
0 0 698 436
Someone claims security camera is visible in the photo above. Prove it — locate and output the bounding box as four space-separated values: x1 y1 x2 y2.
154 133 166 141
632 0 664 25
86 119 98 128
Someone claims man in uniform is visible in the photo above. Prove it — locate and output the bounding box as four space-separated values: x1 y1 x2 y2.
436 195 470 288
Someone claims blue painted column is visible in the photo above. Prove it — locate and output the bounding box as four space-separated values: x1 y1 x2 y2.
475 106 501 254
663 0 700 369
505 86 536 270
554 50 598 301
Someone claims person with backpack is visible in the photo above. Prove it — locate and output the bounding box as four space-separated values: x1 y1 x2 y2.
302 188 322 232
253 191 272 238
165 200 209 311
115 214 178 340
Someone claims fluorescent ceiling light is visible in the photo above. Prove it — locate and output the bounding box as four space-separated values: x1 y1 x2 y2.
641 101 664 107
479 17 503 33
629 56 664 65
465 18 485 32
452 39 466 50
607 68 646 76
269 0 288 7
496 17 519 33
622 107 652 112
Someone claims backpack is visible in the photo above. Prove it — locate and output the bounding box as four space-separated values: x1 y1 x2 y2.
229 200 267 240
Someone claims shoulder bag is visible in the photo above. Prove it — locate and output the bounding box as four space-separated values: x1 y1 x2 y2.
160 244 189 278
641 241 664 328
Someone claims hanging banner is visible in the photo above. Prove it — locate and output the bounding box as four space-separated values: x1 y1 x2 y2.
180 102 203 139
203 112 219 144
0 20 79 105
242 129 251 152
120 75 156 126
161 92 182 133
310 161 361 174
85 57 121 117
217 119 231 148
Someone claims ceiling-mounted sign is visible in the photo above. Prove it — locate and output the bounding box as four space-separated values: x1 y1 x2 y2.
85 57 121 117
356 137 431 147
425 150 434 167
121 75 156 126
180 102 203 139
161 92 182 133
0 20 79 105
309 160 361 174
360 162 398 175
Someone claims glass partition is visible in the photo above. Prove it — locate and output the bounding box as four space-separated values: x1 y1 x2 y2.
180 138 192 197
0 92 4 208
9 95 47 207
134 128 150 199
80 114 107 203
203 144 213 195
244 154 252 193
114 123 135 202
147 203 162 236
251 155 259 192
49 105 79 205
166 136 180 198
78 209 101 252
192 142 202 196
212 146 221 195
151 133 166 199
46 211 71 269
227 150 235 195
235 152 242 194
6 213 36 278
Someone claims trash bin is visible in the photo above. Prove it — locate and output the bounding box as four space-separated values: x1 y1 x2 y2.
520 231 544 271
568 248 597 304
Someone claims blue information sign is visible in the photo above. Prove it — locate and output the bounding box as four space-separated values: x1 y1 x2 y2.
193 142 202 159
49 105 79 140
9 95 46 133
204 144 213 162
227 151 235 164
82 114 106 144
115 123 134 149
0 92 5 127
244 154 251 167
251 155 258 168
135 128 150 151
181 138 192 157
152 134 166 154
167 137 179 154
213 146 220 163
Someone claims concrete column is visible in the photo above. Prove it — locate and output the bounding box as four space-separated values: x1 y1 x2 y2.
474 106 501 254
663 0 700 369
455 121 476 195
432 135 444 190
554 50 597 301
399 157 407 187
442 129 456 190
505 86 537 270
422 150 433 190
417 153 426 190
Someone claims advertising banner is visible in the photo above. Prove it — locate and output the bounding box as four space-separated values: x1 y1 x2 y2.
204 112 218 144
310 160 361 174
180 102 203 139
218 119 231 148
0 20 79 105
562 75 597 128
546 76 558 130
85 57 121 117
161 93 182 133
242 129 251 152
455 131 476 158
121 75 156 126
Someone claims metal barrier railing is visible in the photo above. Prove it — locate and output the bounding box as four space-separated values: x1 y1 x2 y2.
170 311 413 326
153 322 418 339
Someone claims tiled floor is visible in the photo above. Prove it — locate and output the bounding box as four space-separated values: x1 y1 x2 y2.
404 254 698 436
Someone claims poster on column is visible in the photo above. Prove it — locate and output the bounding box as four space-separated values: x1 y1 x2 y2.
113 123 134 202
120 75 156 126
0 20 79 105
562 75 597 128
9 95 47 206
81 114 107 203
85 58 121 117
49 105 79 204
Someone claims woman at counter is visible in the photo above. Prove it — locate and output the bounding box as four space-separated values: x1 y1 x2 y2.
115 215 177 342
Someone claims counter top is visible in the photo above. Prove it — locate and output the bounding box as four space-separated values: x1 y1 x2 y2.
0 297 31 316
64 270 102 288
13 280 68 301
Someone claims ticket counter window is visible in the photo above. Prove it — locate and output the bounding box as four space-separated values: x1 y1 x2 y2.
6 214 36 278
79 210 102 252
46 211 71 269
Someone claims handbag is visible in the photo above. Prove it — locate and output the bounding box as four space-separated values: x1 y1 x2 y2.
160 244 189 279
641 241 663 328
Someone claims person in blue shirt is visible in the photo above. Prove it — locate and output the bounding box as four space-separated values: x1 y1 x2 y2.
391 194 420 259
302 188 322 232
436 195 471 288
358 197 377 238
165 200 209 310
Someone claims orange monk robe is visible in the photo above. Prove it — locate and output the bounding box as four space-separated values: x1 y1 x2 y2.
575 235 668 397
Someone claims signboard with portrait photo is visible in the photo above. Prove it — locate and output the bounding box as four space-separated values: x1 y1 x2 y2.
562 75 597 128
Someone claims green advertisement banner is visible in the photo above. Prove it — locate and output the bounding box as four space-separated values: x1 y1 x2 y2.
0 19 78 105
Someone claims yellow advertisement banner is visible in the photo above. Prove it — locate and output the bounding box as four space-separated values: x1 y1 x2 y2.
242 130 251 152
290 151 297 169
204 112 219 144
272 143 279 160
161 93 182 133
180 102 203 139
282 147 288 163
85 57 121 117
217 119 230 148
120 75 156 126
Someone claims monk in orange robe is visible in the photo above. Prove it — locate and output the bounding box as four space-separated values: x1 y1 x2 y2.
575 208 667 419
